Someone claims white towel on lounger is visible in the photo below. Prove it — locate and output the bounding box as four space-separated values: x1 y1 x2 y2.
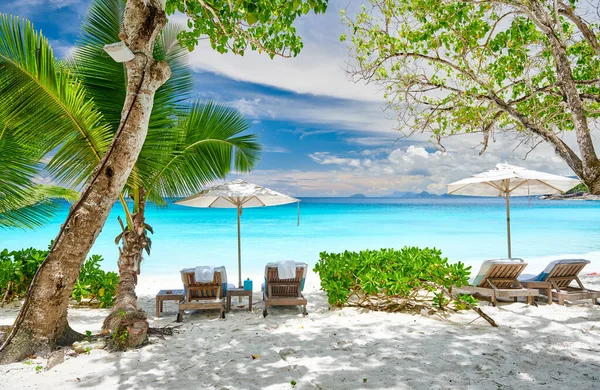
195 266 214 283
277 261 296 280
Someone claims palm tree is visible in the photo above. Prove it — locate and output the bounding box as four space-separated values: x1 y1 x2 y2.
102 101 258 347
0 0 260 351
0 13 122 362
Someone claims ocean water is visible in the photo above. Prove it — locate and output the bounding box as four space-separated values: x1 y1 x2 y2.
2 197 600 278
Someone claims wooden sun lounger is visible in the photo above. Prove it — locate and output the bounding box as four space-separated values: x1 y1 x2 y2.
523 262 600 305
178 270 225 321
455 262 538 306
263 266 307 317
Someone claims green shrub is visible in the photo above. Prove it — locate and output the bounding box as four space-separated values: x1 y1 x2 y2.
313 247 475 311
73 255 119 308
0 247 47 302
0 245 118 307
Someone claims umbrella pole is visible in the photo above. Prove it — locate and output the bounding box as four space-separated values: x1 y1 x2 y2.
237 205 242 289
505 188 512 259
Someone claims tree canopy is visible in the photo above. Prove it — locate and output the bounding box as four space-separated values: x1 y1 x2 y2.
167 0 328 56
343 0 600 193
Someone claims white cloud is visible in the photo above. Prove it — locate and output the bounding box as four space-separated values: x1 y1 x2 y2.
171 1 382 102
49 40 76 59
347 136 401 146
226 92 397 134
262 145 290 153
233 131 586 196
309 152 362 168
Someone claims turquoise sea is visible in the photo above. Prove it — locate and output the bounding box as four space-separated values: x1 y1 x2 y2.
2 197 600 276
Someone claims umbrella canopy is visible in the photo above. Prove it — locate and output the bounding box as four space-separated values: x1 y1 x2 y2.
175 180 300 287
176 179 299 208
447 163 580 258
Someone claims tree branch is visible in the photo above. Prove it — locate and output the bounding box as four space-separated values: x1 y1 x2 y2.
558 1 600 57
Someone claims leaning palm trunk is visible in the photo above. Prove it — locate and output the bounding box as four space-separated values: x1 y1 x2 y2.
0 0 170 363
103 188 150 348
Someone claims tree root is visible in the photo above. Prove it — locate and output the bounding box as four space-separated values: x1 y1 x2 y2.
57 323 85 346
103 308 148 351
147 324 182 339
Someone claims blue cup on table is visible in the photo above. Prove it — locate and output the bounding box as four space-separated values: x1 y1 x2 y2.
243 278 252 291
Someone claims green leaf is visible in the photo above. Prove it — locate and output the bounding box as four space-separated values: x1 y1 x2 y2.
246 13 259 26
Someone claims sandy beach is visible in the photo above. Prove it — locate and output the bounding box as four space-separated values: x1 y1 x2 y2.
1 272 600 390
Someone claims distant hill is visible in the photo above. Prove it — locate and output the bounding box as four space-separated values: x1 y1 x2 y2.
349 193 367 198
389 191 444 198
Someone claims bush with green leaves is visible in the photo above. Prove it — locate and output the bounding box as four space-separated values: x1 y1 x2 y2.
72 254 119 308
1 246 118 307
313 247 476 312
0 247 47 302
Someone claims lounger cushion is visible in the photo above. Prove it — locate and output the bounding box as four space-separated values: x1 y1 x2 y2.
181 266 229 296
471 258 524 287
264 262 308 291
524 259 590 282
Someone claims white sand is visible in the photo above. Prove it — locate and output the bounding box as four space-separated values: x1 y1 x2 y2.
2 273 600 390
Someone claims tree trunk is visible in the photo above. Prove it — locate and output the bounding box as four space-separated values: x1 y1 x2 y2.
103 188 150 349
529 1 600 194
0 0 170 364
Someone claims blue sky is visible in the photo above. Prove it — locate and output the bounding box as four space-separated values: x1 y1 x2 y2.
1 0 586 196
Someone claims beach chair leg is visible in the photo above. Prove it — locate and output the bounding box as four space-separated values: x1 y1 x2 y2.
303 305 308 316
221 308 225 319
558 296 565 305
491 293 497 307
176 310 183 323
527 296 533 305
547 288 552 305
156 299 160 318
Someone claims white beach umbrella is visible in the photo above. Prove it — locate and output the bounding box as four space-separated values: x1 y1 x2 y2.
175 180 300 287
447 163 580 258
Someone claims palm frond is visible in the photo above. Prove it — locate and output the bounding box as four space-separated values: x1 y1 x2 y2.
143 101 261 205
71 0 125 131
0 124 78 229
0 185 79 230
71 0 192 194
0 13 113 189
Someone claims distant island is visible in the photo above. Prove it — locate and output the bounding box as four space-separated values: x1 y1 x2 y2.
389 191 446 198
349 193 367 198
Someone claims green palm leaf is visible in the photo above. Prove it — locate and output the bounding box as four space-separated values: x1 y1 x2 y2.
68 0 192 192
71 0 125 130
0 122 78 229
0 13 112 190
0 185 80 230
143 101 261 205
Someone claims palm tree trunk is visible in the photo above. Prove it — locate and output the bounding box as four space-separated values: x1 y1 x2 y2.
102 188 149 348
0 0 170 364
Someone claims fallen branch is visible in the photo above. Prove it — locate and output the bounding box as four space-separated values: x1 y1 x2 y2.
438 285 498 328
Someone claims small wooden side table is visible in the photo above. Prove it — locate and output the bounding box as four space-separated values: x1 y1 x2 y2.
226 288 253 312
156 289 184 317
522 281 553 304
